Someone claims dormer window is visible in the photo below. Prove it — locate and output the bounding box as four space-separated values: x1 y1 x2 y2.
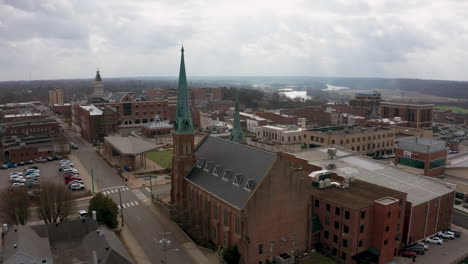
213 165 223 176
222 169 232 181
197 159 205 168
244 179 255 192
204 161 213 172
233 174 244 186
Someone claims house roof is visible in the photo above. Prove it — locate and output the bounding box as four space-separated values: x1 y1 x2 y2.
104 136 160 155
3 225 53 263
83 229 134 264
186 136 277 209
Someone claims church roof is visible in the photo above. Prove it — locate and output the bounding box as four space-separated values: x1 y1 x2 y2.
95 70 102 82
186 136 277 209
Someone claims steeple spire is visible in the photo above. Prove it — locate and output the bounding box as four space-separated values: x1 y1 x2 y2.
229 91 246 143
174 46 194 134
95 68 102 82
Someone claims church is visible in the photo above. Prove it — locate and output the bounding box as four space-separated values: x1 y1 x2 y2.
171 47 310 264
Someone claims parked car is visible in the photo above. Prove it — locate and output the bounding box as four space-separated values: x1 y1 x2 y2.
425 236 443 245
26 170 40 175
438 231 455 240
443 228 461 238
70 183 85 190
11 182 25 187
5 162 17 168
63 168 78 174
52 155 63 160
412 242 429 250
65 177 82 184
28 165 39 170
68 180 84 186
70 143 79 150
25 160 34 165
27 179 40 185
46 156 54 161
17 162 25 166
0 165 8 169
399 250 417 259
78 210 87 219
404 246 425 255
35 157 47 163
11 178 26 183
26 173 40 179
59 159 71 164
10 172 23 176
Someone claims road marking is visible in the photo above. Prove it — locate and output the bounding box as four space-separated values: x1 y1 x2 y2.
145 187 151 192
130 202 135 206
136 216 142 222
118 205 121 209
111 189 116 193
134 201 139 206
122 204 127 208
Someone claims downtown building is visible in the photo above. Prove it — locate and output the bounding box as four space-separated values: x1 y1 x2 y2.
380 101 433 128
170 48 455 264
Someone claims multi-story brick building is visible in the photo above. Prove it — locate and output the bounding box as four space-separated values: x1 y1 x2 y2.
73 105 118 143
303 125 395 157
433 109 455 123
256 124 303 145
48 89 64 106
380 101 433 128
281 106 344 127
394 137 447 177
349 92 381 117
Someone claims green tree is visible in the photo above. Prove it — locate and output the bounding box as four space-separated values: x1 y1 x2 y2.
88 193 119 229
222 244 240 264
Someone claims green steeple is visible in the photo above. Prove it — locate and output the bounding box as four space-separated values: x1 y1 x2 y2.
229 92 246 143
174 46 194 134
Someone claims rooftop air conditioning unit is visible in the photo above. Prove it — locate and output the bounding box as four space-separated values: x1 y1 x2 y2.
327 148 337 159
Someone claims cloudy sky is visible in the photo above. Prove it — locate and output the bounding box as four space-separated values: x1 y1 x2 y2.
1 0 467 81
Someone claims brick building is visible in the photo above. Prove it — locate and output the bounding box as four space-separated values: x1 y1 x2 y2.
394 137 447 177
303 125 395 157
349 92 381 117
73 105 118 143
281 106 343 127
52 103 72 115
433 109 455 123
380 101 433 128
256 124 303 145
48 89 64 106
190 87 222 106
254 111 298 125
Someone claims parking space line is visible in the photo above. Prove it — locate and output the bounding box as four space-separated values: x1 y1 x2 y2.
130 202 135 206
122 204 127 208
134 201 139 206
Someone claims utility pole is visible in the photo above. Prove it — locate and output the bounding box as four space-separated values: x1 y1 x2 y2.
119 187 124 227
91 168 94 194
149 175 153 199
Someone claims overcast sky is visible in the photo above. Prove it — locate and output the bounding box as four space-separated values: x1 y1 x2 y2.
1 0 467 81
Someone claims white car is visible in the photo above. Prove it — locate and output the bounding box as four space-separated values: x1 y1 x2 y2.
10 172 23 176
425 236 443 245
26 174 40 179
63 168 78 174
70 183 85 191
11 182 25 187
414 242 429 250
78 210 88 219
68 180 84 186
10 176 24 181
11 178 26 183
438 231 455 240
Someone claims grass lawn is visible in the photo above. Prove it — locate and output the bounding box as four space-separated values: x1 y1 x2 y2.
145 149 172 169
435 105 468 114
300 252 335 264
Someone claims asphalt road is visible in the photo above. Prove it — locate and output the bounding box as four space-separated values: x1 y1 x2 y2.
452 210 468 229
67 133 194 264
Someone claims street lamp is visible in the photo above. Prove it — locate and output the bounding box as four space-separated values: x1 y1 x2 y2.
159 232 179 264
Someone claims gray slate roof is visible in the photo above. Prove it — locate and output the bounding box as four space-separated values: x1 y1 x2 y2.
83 229 134 264
186 136 277 209
105 136 160 155
3 225 53 264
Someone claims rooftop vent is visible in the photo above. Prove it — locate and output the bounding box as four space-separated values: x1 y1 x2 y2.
327 148 337 159
244 179 255 192
233 174 244 186
327 163 336 170
308 170 332 183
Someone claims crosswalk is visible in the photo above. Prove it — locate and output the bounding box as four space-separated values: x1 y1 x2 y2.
118 201 140 209
100 187 130 195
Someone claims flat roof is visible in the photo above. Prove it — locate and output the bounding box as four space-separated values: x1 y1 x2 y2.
80 105 102 116
380 101 434 107
305 179 405 210
104 136 160 155
306 125 392 135
397 137 446 154
261 124 302 131
291 147 455 206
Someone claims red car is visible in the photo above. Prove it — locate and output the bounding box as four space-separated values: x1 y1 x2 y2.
399 250 417 259
65 177 82 184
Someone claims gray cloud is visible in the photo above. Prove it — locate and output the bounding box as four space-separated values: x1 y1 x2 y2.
0 0 467 81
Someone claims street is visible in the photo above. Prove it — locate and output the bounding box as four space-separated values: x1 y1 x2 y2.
452 210 468 229
67 133 194 264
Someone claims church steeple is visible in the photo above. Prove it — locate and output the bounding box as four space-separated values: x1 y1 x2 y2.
174 46 194 134
93 68 104 97
95 69 102 82
229 92 246 143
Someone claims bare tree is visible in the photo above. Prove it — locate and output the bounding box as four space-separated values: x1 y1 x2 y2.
37 181 75 223
0 187 30 225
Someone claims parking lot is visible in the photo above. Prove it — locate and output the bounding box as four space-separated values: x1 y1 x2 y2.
0 159 87 195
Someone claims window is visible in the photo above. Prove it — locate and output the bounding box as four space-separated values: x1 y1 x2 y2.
204 161 213 172
270 241 275 252
315 200 320 208
333 235 338 243
334 221 339 229
344 225 349 233
397 156 425 169
384 240 388 245
233 174 243 186
235 215 241 234
245 179 256 191
360 225 365 233
214 205 219 219
387 212 391 218
341 252 347 261
213 166 223 176
326 204 331 212
324 231 329 239
335 207 340 216
386 226 390 232
345 210 350 219
223 209 229 227
361 211 366 219
258 244 263 255
430 158 446 169
222 170 233 181
135 104 139 108
343 239 348 248
358 240 363 247
325 217 330 226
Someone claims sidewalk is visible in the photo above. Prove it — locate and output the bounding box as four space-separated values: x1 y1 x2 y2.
120 225 152 264
142 199 218 264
